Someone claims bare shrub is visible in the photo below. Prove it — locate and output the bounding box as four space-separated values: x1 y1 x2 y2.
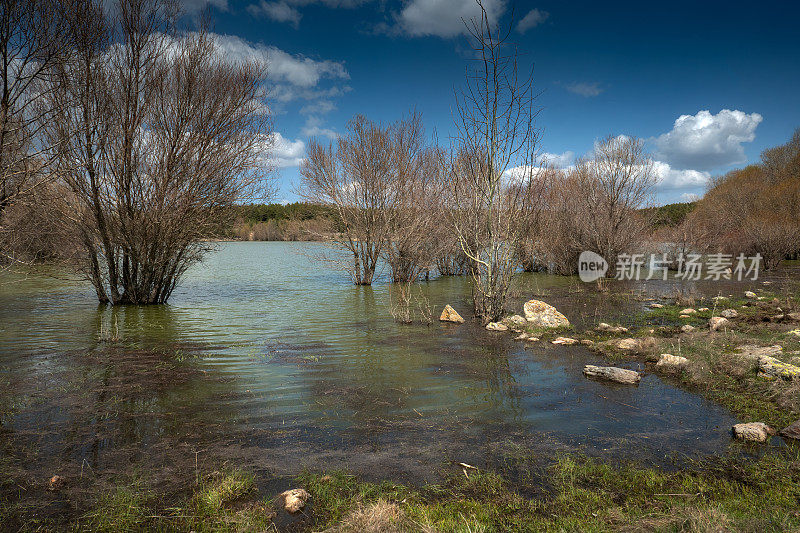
43 1 273 304
445 0 546 323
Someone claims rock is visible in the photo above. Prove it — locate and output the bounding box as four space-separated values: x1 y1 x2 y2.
698 307 710 312
732 422 774 443
515 333 540 342
681 324 695 333
779 420 800 440
680 308 697 314
679 314 691 319
650 303 664 309
720 309 738 319
788 329 800 338
503 314 527 328
712 296 728 301
788 313 800 322
583 365 641 385
440 305 464 324
709 317 730 331
523 300 570 328
596 323 629 334
745 291 757 299
655 353 688 370
615 337 656 353
735 344 782 359
617 338 639 350
486 322 508 332
279 488 310 513
758 356 800 380
580 339 594 346
48 475 65 491
552 336 578 345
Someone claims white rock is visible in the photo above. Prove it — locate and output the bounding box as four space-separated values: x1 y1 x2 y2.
681 324 695 333
745 291 757 299
486 322 508 332
552 336 578 345
523 300 570 328
732 422 773 443
583 365 641 385
709 317 730 331
698 307 710 312
650 303 664 309
720 309 738 319
280 488 310 513
680 308 697 314
656 353 688 369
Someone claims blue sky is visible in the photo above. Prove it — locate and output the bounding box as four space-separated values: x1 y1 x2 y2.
182 0 800 204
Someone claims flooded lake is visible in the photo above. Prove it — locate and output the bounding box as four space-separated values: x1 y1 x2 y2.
0 242 782 488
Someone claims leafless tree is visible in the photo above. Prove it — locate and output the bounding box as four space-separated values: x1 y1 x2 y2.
0 0 67 262
445 0 545 323
43 0 273 304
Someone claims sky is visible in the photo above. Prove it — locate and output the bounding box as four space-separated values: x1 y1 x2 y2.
179 0 800 205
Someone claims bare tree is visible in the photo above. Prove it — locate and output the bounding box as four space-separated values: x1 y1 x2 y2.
44 0 273 304
0 0 66 261
446 0 545 323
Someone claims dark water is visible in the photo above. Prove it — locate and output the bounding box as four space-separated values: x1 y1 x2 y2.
0 242 788 488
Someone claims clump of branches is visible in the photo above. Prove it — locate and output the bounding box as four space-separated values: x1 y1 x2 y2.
536 136 656 275
301 112 443 285
444 0 547 323
689 128 800 270
42 0 273 304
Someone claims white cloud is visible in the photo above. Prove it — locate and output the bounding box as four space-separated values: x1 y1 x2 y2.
651 160 710 190
302 116 337 139
516 8 548 33
209 34 348 88
300 100 336 115
395 0 506 38
269 132 305 167
653 109 763 170
542 151 575 168
562 81 603 97
680 192 701 202
247 1 302 27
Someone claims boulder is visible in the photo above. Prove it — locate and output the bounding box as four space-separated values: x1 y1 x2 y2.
596 323 629 334
745 291 757 299
732 422 774 443
583 365 641 385
523 300 570 328
650 303 664 309
615 337 657 353
655 353 688 370
681 324 695 333
758 356 800 380
279 488 310 513
709 317 730 331
552 336 578 345
440 305 464 324
720 309 738 319
486 322 508 332
698 307 710 312
616 338 639 351
779 420 800 440
679 314 691 319
680 308 697 315
735 344 782 360
502 315 527 329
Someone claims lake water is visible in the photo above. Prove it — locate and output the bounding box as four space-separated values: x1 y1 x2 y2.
0 242 779 487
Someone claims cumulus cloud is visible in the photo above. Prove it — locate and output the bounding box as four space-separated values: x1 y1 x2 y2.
651 160 710 190
394 0 506 38
561 81 603 97
269 132 305 167
542 151 575 168
653 109 763 170
680 192 701 202
516 8 548 33
302 116 338 139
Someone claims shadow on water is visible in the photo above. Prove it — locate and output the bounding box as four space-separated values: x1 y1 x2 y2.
1 243 797 525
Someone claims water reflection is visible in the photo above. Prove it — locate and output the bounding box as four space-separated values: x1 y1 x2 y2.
0 242 792 484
